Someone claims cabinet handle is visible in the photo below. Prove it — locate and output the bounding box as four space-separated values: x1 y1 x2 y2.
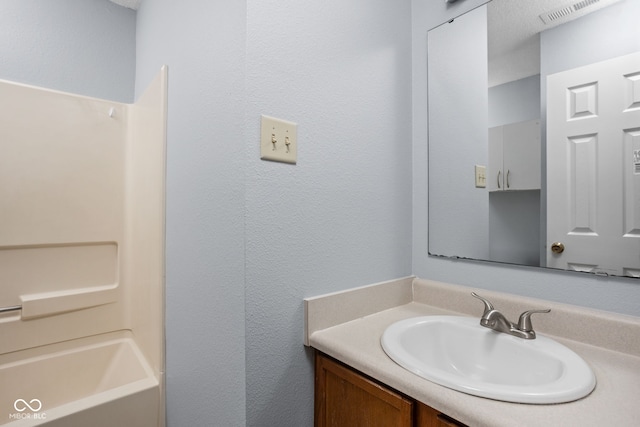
497 171 501 189
506 169 510 189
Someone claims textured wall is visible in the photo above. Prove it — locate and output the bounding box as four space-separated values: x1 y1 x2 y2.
135 0 247 426
243 1 412 425
0 0 135 102
136 0 412 425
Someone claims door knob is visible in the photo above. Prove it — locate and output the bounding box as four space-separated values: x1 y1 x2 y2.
551 242 565 254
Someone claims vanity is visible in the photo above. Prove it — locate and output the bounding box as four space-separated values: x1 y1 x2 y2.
305 277 640 426
315 351 464 427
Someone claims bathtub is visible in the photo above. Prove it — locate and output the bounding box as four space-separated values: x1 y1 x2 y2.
1 333 160 427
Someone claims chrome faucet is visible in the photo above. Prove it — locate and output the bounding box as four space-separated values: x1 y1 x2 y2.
471 292 550 340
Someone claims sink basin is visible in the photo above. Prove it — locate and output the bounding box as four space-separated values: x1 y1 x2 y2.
381 316 596 404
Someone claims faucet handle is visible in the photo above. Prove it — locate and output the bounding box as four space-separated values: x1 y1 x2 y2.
517 309 551 332
471 292 495 317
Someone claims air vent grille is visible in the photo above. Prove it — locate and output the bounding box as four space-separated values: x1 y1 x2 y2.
539 0 601 24
573 0 601 11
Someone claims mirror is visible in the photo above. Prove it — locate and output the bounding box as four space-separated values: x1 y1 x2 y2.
428 0 640 277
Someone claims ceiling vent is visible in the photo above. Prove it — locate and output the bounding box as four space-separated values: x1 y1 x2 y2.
539 0 601 24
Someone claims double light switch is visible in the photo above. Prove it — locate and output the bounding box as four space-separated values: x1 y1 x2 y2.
260 115 297 164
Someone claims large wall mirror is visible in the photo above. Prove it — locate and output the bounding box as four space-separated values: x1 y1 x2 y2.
428 0 640 277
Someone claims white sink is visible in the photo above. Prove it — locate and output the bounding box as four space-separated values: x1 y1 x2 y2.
381 316 596 404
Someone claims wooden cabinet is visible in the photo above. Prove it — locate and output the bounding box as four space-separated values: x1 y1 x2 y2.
488 119 541 192
315 352 467 427
415 404 468 427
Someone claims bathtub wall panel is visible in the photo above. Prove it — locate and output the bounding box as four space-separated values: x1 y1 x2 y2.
0 71 166 426
0 243 118 310
0 80 128 354
0 80 126 245
0 71 166 393
125 66 167 384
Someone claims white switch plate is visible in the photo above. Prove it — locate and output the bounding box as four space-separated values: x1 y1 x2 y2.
260 115 297 164
475 165 486 188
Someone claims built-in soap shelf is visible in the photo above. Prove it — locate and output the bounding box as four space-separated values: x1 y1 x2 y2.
18 284 118 319
0 242 119 320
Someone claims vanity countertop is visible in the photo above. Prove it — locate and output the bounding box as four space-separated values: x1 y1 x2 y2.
305 277 640 427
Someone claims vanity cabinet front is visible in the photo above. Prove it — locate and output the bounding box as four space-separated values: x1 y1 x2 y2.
315 352 467 427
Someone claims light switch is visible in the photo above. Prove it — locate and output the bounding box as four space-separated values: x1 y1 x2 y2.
260 115 297 164
475 165 486 188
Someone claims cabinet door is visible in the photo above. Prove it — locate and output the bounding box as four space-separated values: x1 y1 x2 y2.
502 119 541 190
488 125 504 192
489 119 541 191
416 403 468 427
315 353 413 427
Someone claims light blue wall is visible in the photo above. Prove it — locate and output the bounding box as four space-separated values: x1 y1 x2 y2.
134 1 247 426
488 75 540 128
136 0 412 426
243 1 412 425
413 0 640 317
0 0 135 102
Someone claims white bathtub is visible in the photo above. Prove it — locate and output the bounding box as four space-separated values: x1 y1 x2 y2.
1 333 160 427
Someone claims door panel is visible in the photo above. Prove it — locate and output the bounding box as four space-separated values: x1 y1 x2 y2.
547 52 640 276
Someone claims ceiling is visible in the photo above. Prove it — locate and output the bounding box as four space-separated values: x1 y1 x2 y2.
487 0 622 86
109 0 142 10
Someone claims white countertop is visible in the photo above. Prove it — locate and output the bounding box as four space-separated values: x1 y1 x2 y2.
305 277 640 427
